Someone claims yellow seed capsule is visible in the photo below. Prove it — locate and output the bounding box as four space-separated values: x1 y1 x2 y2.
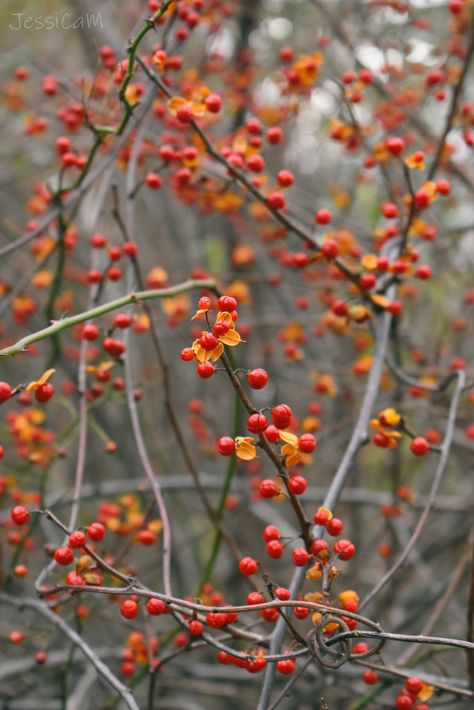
339 589 360 606
306 565 323 581
379 407 401 427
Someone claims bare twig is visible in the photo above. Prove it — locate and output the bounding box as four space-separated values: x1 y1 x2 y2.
360 370 466 610
0 592 140 710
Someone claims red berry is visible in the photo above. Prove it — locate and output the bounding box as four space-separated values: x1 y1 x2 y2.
388 300 403 316
87 269 102 284
247 154 265 172
341 70 355 84
266 540 284 558
298 433 317 453
213 319 230 336
146 598 167 615
405 677 423 695
373 431 391 448
264 425 280 443
414 189 430 209
87 522 106 541
276 658 295 675
246 119 262 134
261 607 280 623
43 75 58 96
121 661 135 676
275 586 290 600
416 264 432 280
291 547 310 566
217 295 237 312
68 531 87 548
200 332 219 350
15 66 29 80
362 670 379 685
271 403 293 429
279 47 293 62
123 241 138 257
0 382 13 402
332 299 348 317
313 508 331 526
197 362 215 379
206 612 227 628
137 529 156 545
120 600 138 619
448 0 464 14
277 170 294 187
198 296 211 310
114 313 132 329
188 620 204 636
11 506 30 526
436 179 451 195
321 239 339 259
247 368 268 389
177 104 194 123
103 338 125 357
145 172 162 189
247 413 268 434
288 475 307 495
217 436 236 456
205 94 222 113
35 383 54 403
247 591 265 605
310 539 329 557
382 201 399 218
334 539 356 561
353 642 369 654
294 606 309 619
175 631 188 647
426 69 443 87
259 479 279 499
263 525 280 542
108 246 121 262
82 324 99 340
107 266 122 282
395 696 414 710
66 572 85 586
410 437 429 456
386 136 404 156
239 557 258 576
293 252 309 269
315 208 332 225
266 192 286 210
359 273 376 290
267 127 283 144
180 347 195 362
54 546 74 566
326 518 344 536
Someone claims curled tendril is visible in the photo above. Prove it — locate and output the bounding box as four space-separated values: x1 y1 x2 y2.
307 615 351 668
307 612 386 668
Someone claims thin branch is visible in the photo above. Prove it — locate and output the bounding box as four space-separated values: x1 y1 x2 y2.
0 279 216 357
257 286 396 708
360 369 466 610
0 592 140 710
